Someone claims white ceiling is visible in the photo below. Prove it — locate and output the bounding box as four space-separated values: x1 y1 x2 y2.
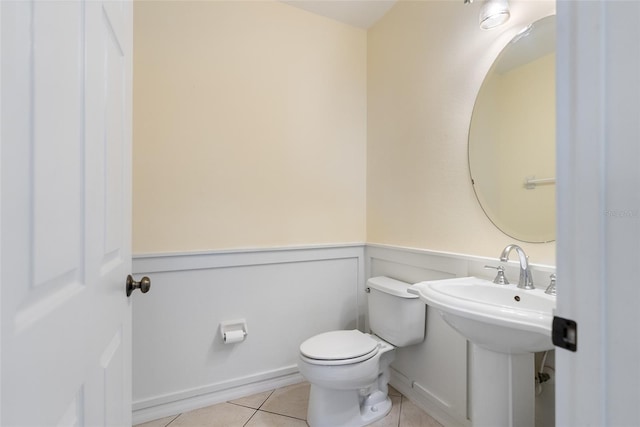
282 0 397 29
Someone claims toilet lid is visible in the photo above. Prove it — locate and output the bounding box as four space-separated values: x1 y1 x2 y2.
300 330 379 361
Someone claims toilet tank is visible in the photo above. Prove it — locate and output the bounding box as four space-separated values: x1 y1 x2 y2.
367 276 426 347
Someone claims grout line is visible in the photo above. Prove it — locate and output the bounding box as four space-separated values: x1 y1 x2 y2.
228 401 261 410
164 414 180 427
241 409 259 427
228 388 275 411
256 389 276 410
153 384 435 427
258 409 307 422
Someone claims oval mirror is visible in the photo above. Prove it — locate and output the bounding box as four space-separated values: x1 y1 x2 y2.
469 15 556 243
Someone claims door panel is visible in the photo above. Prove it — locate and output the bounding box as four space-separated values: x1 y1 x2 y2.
31 0 84 289
104 1 126 263
1 0 133 425
556 1 640 425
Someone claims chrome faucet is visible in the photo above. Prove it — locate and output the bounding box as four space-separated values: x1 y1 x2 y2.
545 273 556 296
499 244 535 290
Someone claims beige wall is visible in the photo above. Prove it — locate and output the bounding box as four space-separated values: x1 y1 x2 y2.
133 1 367 253
134 0 558 265
367 0 556 265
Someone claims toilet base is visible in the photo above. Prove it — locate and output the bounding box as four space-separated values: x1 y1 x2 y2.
307 386 392 427
300 334 396 427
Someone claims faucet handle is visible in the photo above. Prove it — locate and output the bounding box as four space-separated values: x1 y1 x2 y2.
545 273 556 296
484 265 509 285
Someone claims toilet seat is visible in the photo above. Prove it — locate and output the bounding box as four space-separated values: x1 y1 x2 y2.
300 330 379 366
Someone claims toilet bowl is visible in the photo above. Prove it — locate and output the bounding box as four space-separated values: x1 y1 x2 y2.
299 330 395 427
298 277 426 427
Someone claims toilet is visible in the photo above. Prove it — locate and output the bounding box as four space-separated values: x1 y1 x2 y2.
298 276 426 427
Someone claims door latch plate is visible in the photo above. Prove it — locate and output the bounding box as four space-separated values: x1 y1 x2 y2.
552 316 577 351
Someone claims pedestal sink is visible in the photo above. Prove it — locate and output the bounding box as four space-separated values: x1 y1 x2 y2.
408 277 556 427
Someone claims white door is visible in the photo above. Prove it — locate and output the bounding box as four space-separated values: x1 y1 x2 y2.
1 0 134 425
556 1 640 425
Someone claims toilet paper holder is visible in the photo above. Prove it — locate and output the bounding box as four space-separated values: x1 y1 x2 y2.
219 319 248 344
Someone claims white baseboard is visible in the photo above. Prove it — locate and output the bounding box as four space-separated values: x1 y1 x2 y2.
389 368 470 427
132 367 305 425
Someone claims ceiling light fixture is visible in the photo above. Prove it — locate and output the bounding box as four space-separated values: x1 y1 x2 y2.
478 0 510 30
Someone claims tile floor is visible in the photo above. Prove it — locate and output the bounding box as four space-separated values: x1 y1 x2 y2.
135 382 443 427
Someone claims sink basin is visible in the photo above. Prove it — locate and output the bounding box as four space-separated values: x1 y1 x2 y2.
409 276 555 354
409 276 556 426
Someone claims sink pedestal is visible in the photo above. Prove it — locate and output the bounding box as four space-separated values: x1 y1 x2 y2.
409 277 555 427
469 344 535 427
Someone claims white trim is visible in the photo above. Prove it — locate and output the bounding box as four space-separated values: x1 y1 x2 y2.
390 368 469 427
367 243 556 270
133 242 366 259
366 244 555 290
133 242 553 275
133 243 366 274
132 367 304 425
133 366 298 410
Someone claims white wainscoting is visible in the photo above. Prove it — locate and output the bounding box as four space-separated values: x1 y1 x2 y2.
131 243 555 426
366 244 556 427
131 244 366 424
